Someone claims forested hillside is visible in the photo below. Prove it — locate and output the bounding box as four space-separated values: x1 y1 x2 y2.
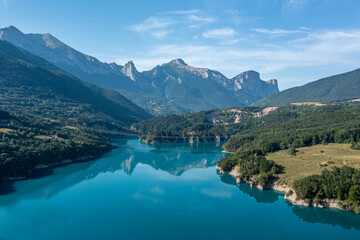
0 110 112 179
254 68 360 107
132 107 271 143
134 104 360 150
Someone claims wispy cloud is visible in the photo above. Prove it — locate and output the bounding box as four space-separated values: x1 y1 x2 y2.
283 0 312 12
126 10 216 38
159 10 199 15
186 14 215 23
203 28 236 39
150 30 174 39
203 28 240 45
128 16 174 33
252 28 308 36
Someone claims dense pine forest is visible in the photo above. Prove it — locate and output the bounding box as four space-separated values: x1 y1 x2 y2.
134 104 360 150
293 166 360 212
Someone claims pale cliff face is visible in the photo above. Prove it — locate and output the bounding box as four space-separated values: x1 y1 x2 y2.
121 61 137 81
230 70 279 98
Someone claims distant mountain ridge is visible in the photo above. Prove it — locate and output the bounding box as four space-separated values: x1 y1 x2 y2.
254 68 360 107
0 40 152 127
0 26 279 115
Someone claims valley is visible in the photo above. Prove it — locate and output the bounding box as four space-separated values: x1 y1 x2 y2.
2 1 360 239
1 34 360 215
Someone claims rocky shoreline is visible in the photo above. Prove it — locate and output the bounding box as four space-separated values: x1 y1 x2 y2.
139 135 228 144
216 165 350 212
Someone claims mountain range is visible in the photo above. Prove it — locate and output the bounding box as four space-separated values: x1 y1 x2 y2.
0 39 152 128
0 26 279 115
254 68 360 106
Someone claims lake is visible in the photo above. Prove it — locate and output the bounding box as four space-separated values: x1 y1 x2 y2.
0 138 360 240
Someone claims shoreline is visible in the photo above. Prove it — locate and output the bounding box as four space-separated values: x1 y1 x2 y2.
216 165 349 212
139 135 229 144
0 136 141 183
1 155 99 182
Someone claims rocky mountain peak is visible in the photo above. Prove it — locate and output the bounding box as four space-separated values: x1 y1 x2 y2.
167 58 187 66
0 26 22 38
2 25 21 33
121 61 138 81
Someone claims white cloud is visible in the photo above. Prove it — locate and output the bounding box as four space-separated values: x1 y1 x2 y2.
128 16 174 33
127 10 216 38
203 28 236 39
252 28 308 35
202 28 239 45
150 30 174 39
186 14 215 23
160 10 199 15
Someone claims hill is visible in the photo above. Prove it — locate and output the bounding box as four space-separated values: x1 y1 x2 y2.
254 68 360 107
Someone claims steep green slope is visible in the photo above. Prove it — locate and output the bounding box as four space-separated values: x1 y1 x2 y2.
0 40 152 127
254 68 360 107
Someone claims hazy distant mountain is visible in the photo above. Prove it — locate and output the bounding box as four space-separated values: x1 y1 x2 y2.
254 68 360 107
139 59 278 113
0 25 138 91
0 26 279 115
0 40 152 126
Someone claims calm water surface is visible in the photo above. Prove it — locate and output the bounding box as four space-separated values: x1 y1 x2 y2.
0 138 360 240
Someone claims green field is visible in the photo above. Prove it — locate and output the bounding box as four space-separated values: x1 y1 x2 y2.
266 143 360 186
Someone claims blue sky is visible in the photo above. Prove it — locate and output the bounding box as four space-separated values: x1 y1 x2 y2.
1 0 360 90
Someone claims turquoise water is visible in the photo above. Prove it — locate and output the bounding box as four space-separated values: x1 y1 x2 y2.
0 138 360 240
